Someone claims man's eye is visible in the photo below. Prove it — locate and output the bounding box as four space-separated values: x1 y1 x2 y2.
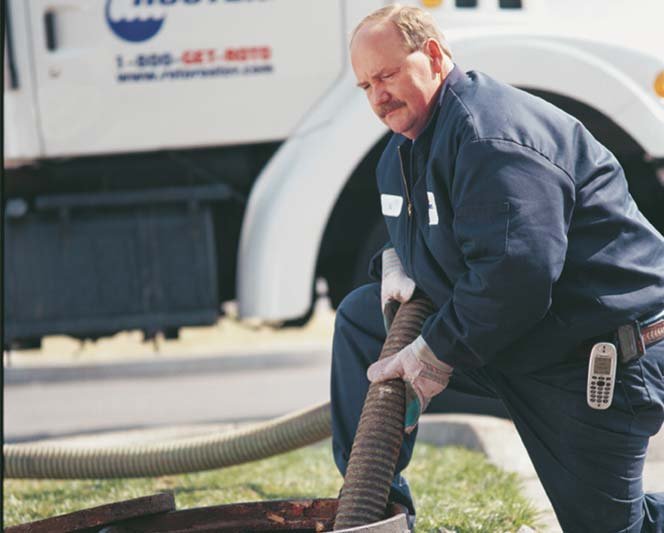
383 72 395 79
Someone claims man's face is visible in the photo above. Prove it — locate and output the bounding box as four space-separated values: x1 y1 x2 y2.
351 22 441 140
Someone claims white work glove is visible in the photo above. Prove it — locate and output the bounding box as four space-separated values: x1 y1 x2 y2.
367 336 453 433
381 248 416 330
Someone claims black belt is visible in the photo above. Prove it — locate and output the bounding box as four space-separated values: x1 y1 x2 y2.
579 309 664 363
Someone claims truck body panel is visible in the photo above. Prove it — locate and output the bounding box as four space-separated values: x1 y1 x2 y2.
14 0 344 157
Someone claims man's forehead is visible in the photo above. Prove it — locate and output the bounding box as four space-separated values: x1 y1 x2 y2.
351 21 407 76
352 20 403 53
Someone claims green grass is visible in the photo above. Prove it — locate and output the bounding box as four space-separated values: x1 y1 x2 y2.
3 442 539 532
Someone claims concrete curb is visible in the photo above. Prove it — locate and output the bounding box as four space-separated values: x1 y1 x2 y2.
418 414 536 475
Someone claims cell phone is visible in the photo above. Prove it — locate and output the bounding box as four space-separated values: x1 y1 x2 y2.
587 342 617 410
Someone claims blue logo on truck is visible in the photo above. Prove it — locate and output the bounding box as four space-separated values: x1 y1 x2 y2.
105 0 165 43
106 0 268 43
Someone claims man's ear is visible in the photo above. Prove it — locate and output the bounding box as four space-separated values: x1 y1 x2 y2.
424 39 444 75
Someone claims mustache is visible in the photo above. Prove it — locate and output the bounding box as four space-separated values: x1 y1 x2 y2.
378 101 406 118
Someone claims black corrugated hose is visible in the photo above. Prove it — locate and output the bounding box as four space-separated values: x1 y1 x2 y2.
334 294 435 530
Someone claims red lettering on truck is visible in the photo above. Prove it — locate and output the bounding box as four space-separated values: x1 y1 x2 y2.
181 50 204 64
224 46 271 62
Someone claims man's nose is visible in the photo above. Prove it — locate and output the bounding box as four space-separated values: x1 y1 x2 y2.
371 86 390 107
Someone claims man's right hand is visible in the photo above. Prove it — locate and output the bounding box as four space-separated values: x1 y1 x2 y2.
381 248 416 328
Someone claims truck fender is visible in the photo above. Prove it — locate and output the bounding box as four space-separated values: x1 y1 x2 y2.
450 32 664 157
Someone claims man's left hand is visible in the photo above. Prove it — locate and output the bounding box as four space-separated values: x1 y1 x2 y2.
367 336 453 433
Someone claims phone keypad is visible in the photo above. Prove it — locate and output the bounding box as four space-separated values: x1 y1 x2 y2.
588 376 612 407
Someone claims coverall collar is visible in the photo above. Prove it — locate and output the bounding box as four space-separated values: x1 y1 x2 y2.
397 65 463 177
413 63 459 146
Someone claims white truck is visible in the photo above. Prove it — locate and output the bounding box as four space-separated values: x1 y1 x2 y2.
4 0 664 349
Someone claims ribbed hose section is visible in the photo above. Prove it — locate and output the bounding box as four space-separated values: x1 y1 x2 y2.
334 295 435 530
3 401 331 479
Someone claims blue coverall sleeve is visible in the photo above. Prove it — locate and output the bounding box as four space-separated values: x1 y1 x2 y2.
421 139 575 368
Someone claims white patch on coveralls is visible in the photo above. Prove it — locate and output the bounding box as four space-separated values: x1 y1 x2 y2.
381 194 403 217
427 192 439 225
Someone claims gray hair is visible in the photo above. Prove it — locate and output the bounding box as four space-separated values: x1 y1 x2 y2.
351 4 453 59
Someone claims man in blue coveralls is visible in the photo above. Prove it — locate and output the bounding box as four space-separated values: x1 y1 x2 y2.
331 4 664 532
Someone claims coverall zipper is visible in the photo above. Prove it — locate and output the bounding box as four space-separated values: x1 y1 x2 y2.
397 144 416 276
397 145 413 217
